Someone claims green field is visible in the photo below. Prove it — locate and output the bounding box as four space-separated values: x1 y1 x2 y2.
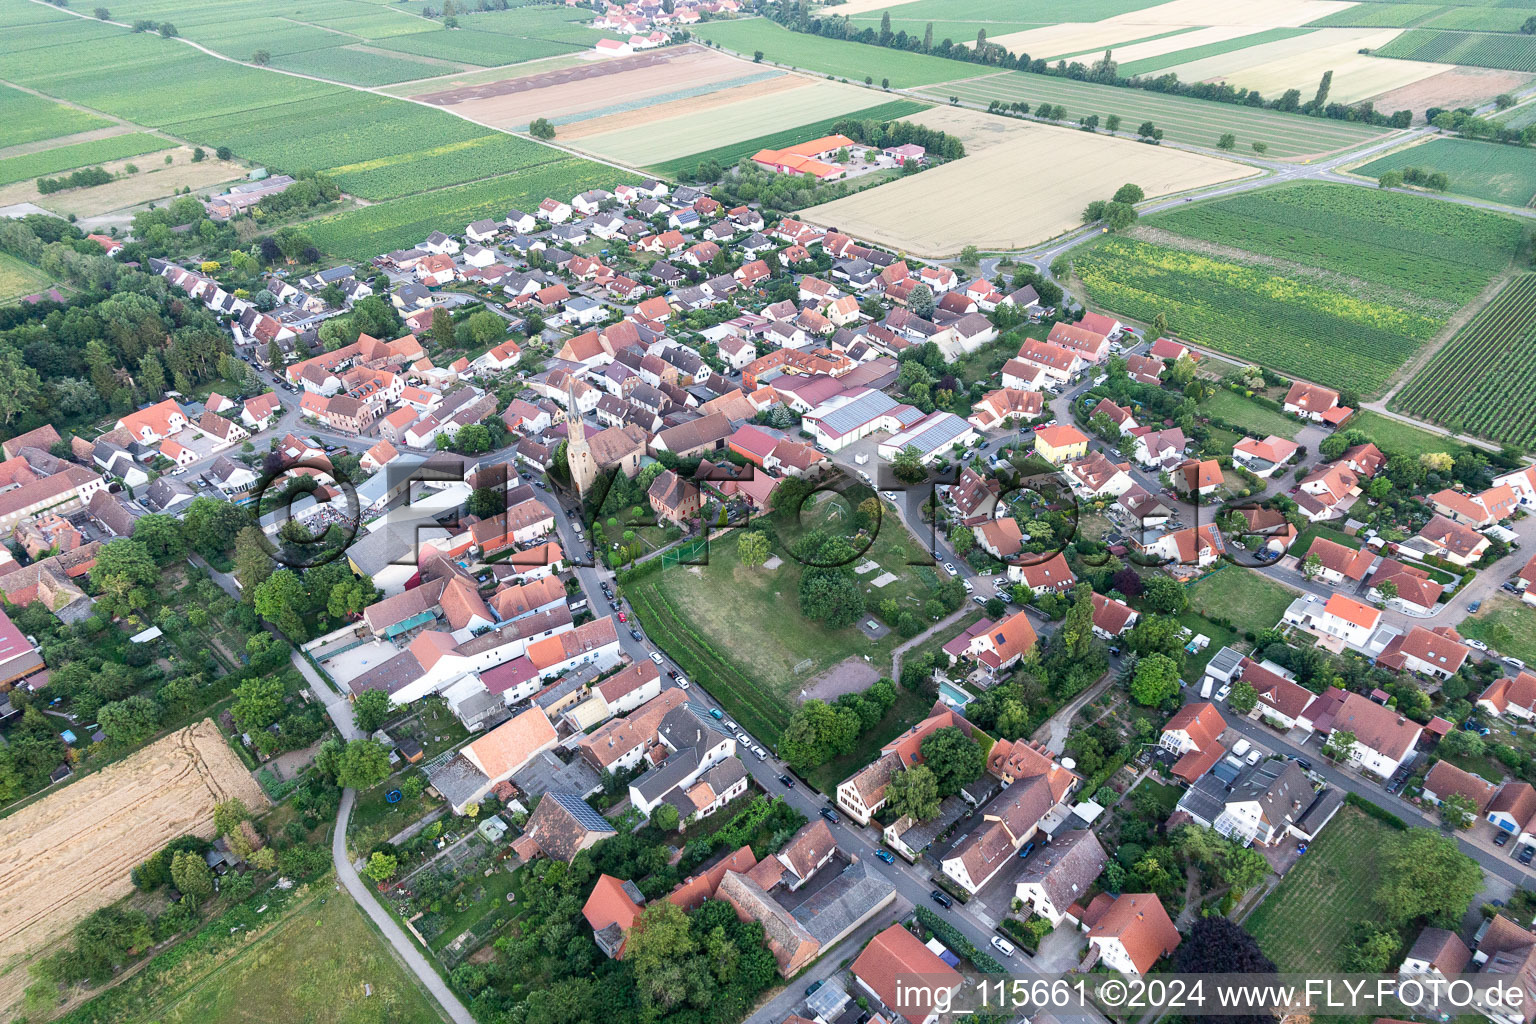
308 158 637 260
1308 4 1446 28
697 18 997 87
1346 410 1458 458
1459 596 1536 664
1356 137 1536 207
0 252 54 304
0 131 170 187
326 133 565 201
147 891 444 1024
1199 388 1302 440
916 70 1390 159
1246 807 1396 972
0 82 112 148
1376 28 1536 71
1117 28 1314 78
1392 274 1536 448
646 98 932 178
268 46 461 87
1422 6 1536 32
840 0 1161 40
1186 567 1298 637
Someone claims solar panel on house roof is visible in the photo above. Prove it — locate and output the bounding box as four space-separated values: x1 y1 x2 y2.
815 389 897 436
549 791 614 833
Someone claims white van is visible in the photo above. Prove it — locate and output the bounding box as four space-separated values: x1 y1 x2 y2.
1200 676 1214 699
1232 738 1252 757
990 936 1016 958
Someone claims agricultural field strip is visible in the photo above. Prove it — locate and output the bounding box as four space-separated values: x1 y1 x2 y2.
540 70 786 130
1391 273 1536 447
1044 26 1207 63
1353 136 1536 206
1117 27 1317 77
1307 3 1448 28
919 71 1387 157
0 132 173 187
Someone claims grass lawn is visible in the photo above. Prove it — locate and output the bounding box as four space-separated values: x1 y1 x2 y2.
1174 610 1241 677
349 781 439 858
1133 778 1183 817
425 859 519 954
1347 411 1460 459
1187 567 1297 636
1291 523 1363 556
1200 389 1300 440
1441 749 1509 784
151 889 446 1024
0 251 53 303
1459 595 1536 665
1245 806 1396 972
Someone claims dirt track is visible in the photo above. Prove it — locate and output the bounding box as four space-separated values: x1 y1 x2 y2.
0 720 265 1013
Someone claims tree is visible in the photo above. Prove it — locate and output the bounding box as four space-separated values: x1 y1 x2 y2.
213 798 249 839
254 569 308 638
1227 679 1258 715
737 530 769 568
1142 573 1187 614
251 48 271 65
1439 792 1477 830
1251 141 1267 154
891 445 927 484
1378 169 1403 189
1302 552 1323 579
1311 69 1333 109
132 513 186 561
1322 729 1355 762
650 802 680 831
334 739 392 790
170 849 214 904
353 689 392 733
1106 114 1121 133
1216 133 1236 150
98 695 162 745
233 525 272 601
91 538 159 616
529 118 556 140
365 851 399 883
958 244 980 267
1130 653 1180 706
885 763 941 820
1112 183 1144 205
231 674 285 733
1374 828 1483 927
908 283 935 318
919 726 984 796
1174 917 1276 1005
950 524 975 555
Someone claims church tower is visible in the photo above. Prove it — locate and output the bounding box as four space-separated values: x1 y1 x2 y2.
565 376 598 497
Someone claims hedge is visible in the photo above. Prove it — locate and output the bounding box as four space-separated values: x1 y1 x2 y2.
1344 791 1408 829
915 906 1006 973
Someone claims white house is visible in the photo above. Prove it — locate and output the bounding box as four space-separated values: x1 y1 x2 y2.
1328 692 1422 778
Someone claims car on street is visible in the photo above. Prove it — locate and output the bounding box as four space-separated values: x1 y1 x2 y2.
630 629 643 641
676 676 689 689
820 807 840 823
1293 757 1312 771
617 611 626 622
875 849 895 864
649 651 664 665
1496 830 1511 846
666 669 679 679
929 889 953 908
1520 845 1535 865
1467 638 1489 651
990 936 1017 958
609 600 620 610
806 980 823 998
1507 656 1527 671
752 744 767 760
944 563 958 576
1469 600 1481 613
778 774 794 788
709 708 724 720
1386 778 1401 794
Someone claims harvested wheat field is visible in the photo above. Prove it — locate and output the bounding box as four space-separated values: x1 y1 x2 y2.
985 0 1353 55
1372 67 1535 121
801 106 1254 256
0 719 265 1012
413 44 762 131
1163 27 1448 104
559 73 807 141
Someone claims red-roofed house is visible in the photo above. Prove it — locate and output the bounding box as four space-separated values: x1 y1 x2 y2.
1161 702 1226 783
852 925 961 1024
1088 893 1180 975
1091 592 1138 638
1479 671 1536 721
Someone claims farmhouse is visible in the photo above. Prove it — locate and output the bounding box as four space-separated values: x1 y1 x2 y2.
752 134 859 180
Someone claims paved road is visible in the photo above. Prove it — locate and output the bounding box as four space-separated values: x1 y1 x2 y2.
333 788 478 1024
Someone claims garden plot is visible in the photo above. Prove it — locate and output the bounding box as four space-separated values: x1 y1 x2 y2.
799 106 1253 256
0 720 265 1014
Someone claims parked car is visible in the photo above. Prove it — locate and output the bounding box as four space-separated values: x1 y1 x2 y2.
1496 830 1511 847
1232 738 1252 757
820 807 840 824
1519 845 1535 865
1469 600 1482 613
1467 638 1489 651
752 744 767 760
930 889 953 908
944 563 958 576
778 774 795 788
961 580 974 593
1246 749 1264 766
649 651 664 665
1504 582 1521 594
990 936 1017 958
676 676 689 690
617 611 626 623
1293 757 1313 771
875 849 895 864
805 980 823 998
1506 656 1527 671
1216 684 1232 702
629 629 643 641
972 595 987 606
708 708 724 720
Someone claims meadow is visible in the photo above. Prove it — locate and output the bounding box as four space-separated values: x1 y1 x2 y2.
0 252 53 304
1459 596 1536 666
646 98 931 179
0 82 112 149
1355 137 1536 206
1422 7 1536 33
1186 566 1298 638
1246 807 1395 972
1344 410 1456 458
0 132 169 188
1143 183 1524 305
1376 28 1536 71
1391 274 1536 448
307 159 638 261
919 69 1390 159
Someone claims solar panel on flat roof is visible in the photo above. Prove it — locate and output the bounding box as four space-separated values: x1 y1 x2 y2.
816 389 897 436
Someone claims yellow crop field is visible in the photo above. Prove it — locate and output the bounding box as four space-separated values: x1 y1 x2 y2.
800 106 1254 256
1161 27 1447 103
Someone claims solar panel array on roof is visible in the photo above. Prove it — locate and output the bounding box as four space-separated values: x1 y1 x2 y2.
814 389 896 437
550 791 614 833
891 413 970 456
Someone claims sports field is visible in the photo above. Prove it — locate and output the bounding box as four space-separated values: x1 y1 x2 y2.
1356 136 1536 206
917 69 1390 158
1392 274 1536 448
799 105 1253 255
